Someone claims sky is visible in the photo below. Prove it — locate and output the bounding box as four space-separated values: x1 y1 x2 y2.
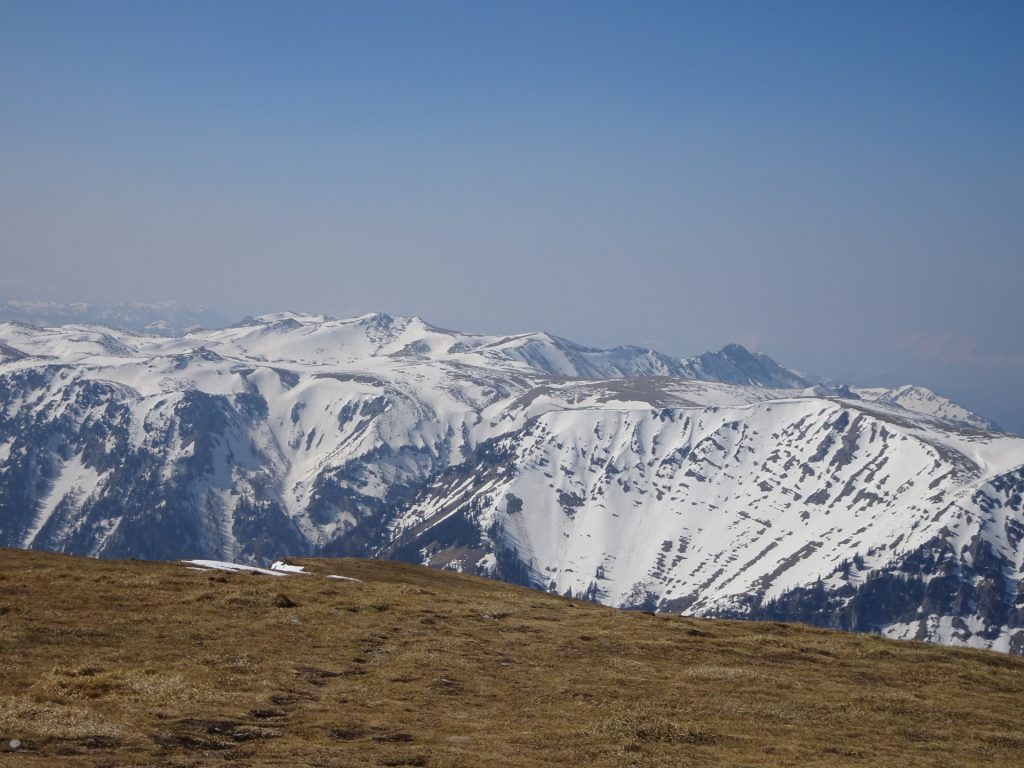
1 1 1022 428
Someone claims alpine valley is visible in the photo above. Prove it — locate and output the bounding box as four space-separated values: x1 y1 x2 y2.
2 312 1023 654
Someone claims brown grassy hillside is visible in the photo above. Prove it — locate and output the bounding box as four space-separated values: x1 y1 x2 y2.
1 549 1023 767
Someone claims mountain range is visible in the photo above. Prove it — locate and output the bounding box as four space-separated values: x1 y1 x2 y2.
0 311 1021 654
0 299 226 336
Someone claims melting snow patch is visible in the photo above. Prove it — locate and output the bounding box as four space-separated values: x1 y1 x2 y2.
271 560 308 574
327 575 362 582
181 559 287 577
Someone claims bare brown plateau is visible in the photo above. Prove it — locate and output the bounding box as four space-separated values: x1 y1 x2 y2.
1 548 1022 767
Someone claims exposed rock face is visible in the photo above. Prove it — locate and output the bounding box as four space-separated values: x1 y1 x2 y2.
389 398 1024 653
732 510 1024 655
1 313 1021 653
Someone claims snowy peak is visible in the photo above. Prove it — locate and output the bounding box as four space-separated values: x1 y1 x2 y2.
471 332 810 388
682 344 809 388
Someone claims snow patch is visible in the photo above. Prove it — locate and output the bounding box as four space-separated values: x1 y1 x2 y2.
181 560 288 577
270 560 308 574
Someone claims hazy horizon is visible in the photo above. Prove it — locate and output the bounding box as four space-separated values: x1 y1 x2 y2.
2 1 1022 429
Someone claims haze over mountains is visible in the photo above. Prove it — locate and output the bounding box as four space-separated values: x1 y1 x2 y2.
1 310 1022 655
0 300 227 336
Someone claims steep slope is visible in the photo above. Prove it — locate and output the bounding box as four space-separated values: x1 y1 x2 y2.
854 384 997 431
3 549 1024 768
0 313 1020 655
389 392 1024 652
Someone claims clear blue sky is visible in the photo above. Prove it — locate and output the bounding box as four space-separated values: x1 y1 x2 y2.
1 1 1022 427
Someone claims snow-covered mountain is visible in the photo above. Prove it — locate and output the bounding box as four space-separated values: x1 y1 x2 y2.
1 312 1021 654
0 300 226 336
853 384 998 431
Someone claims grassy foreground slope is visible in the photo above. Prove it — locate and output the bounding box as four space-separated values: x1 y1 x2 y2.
1 550 1023 767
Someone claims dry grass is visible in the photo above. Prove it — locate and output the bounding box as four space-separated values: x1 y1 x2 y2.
0 549 1023 767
